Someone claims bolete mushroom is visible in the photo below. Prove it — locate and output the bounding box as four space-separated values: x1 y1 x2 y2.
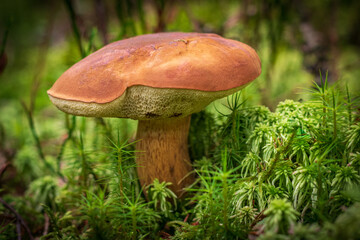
47 32 261 197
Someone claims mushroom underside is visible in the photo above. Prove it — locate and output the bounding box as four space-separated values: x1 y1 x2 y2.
48 84 246 120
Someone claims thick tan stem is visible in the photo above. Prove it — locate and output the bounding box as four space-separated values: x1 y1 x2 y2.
135 115 194 197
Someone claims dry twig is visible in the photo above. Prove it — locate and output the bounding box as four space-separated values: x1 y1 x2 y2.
0 197 34 240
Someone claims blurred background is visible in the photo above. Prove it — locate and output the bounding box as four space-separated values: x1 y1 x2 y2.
1 0 360 111
0 0 360 163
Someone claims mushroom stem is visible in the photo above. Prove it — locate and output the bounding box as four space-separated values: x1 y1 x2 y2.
135 115 194 197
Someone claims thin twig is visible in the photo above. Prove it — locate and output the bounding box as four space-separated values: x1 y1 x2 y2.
0 162 10 179
21 101 65 181
0 197 34 240
94 0 109 45
259 132 296 189
29 7 55 112
56 114 76 175
16 219 21 240
64 0 85 58
0 20 10 56
250 209 266 228
95 117 113 142
300 202 310 223
21 101 46 162
43 213 50 236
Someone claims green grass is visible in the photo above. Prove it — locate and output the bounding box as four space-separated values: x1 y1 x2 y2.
1 78 359 239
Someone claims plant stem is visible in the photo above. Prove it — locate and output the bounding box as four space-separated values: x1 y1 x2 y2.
332 91 337 139
63 0 85 58
131 206 137 240
0 23 9 56
260 132 295 187
21 101 45 161
209 190 216 236
346 84 352 126
221 149 229 232
57 114 76 174
0 197 34 240
137 0 146 34
21 101 65 180
320 71 328 129
222 175 229 232
118 148 124 204
317 157 323 215
78 134 89 186
95 117 113 143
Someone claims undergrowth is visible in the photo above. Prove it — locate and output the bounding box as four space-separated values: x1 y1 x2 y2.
1 77 360 239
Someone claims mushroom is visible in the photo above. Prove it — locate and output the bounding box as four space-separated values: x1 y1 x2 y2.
47 32 261 197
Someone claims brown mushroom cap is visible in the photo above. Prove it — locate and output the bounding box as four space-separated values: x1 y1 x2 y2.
48 32 261 120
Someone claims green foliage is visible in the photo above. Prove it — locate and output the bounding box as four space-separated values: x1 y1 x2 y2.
346 124 360 153
42 205 78 239
262 199 299 234
183 149 248 239
230 206 258 227
232 180 264 211
110 192 160 239
331 166 360 195
1 78 360 239
189 111 218 161
147 179 177 218
26 176 59 211
13 144 43 183
329 202 360 239
80 190 114 239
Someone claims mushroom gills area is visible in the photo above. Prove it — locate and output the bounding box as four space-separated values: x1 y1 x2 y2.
135 115 194 197
48 85 246 120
